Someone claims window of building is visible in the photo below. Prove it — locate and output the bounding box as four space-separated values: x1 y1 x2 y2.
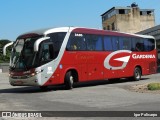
102 16 106 22
107 25 110 30
140 11 147 16
108 10 116 18
119 9 125 14
147 11 152 15
112 23 115 30
125 9 130 14
146 11 154 15
103 27 106 30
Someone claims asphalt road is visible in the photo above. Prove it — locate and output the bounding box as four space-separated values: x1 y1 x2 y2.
0 73 160 120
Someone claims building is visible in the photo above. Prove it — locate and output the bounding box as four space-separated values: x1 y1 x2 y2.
101 3 155 33
137 25 160 64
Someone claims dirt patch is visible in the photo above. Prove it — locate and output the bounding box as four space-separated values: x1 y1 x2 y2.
129 83 160 94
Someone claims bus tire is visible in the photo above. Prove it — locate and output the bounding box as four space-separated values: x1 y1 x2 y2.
40 86 48 91
64 71 74 90
133 67 141 81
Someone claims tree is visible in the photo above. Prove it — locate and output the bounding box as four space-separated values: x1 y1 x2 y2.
0 39 12 63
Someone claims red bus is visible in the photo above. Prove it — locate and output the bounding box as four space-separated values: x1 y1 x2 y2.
9 27 157 89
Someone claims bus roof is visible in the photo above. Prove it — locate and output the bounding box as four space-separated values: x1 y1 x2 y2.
17 27 155 39
17 27 74 39
72 27 155 39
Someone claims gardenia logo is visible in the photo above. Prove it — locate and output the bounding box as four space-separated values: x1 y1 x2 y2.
132 54 155 59
104 50 156 70
104 50 132 70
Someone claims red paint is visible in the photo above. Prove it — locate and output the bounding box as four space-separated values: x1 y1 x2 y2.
10 27 157 87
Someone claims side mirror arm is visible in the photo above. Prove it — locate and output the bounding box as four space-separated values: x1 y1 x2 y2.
34 37 50 51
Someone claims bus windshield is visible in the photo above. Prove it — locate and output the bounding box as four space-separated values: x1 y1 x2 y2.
10 36 42 71
10 32 67 71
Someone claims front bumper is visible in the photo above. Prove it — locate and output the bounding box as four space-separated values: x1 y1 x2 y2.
9 75 40 86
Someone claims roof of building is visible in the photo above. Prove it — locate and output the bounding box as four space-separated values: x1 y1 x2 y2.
101 7 130 16
140 9 154 11
137 25 160 34
101 6 154 16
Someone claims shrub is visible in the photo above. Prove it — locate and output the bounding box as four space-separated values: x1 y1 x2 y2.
147 83 160 90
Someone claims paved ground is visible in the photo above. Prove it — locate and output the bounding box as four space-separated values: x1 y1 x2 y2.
0 73 160 120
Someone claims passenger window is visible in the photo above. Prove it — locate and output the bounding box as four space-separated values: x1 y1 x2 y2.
95 36 103 51
131 38 144 51
112 37 119 51
85 35 103 51
144 39 155 51
104 36 112 51
119 37 131 50
66 33 86 51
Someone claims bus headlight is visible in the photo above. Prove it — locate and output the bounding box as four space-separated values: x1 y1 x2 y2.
30 70 41 77
31 73 36 77
9 72 14 77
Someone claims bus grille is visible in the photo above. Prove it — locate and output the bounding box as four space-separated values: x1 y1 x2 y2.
11 75 29 79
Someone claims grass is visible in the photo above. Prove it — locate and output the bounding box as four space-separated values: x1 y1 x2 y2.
147 83 160 91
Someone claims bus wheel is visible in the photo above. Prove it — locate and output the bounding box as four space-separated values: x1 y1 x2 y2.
64 71 74 90
133 67 141 81
40 86 48 90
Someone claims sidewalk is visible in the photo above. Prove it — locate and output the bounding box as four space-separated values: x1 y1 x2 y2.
0 63 9 73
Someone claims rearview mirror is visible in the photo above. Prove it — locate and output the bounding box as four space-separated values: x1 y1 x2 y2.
3 42 14 55
34 37 50 51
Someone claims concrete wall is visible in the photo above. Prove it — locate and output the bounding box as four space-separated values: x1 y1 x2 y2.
102 7 155 33
102 16 116 30
0 63 9 73
116 8 140 33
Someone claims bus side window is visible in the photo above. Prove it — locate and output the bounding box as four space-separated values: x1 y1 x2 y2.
132 38 144 51
69 40 79 51
112 36 119 51
66 33 86 51
85 34 103 51
66 33 76 50
144 39 155 51
104 36 112 51
95 36 103 51
85 34 92 50
41 43 54 63
119 37 131 50
135 42 142 51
